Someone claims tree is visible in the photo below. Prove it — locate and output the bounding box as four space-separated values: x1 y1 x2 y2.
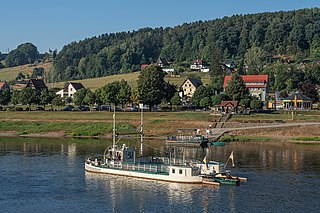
210 47 224 92
300 82 319 102
199 97 211 109
225 71 249 102
31 67 45 78
0 89 11 106
19 88 36 109
52 95 65 109
39 90 55 109
11 90 20 106
117 80 132 109
15 72 26 81
170 92 182 108
5 43 39 67
250 99 263 112
74 88 88 106
191 85 208 107
83 89 96 106
137 65 166 109
99 80 132 109
244 46 267 74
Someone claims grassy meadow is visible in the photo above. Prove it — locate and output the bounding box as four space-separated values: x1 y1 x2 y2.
47 71 211 90
0 62 52 81
1 62 211 90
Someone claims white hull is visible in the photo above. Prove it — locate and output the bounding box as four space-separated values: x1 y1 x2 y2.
85 163 204 184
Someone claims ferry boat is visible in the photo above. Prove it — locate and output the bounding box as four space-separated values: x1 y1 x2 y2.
85 107 246 185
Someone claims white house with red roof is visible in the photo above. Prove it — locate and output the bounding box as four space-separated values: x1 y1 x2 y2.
223 75 269 101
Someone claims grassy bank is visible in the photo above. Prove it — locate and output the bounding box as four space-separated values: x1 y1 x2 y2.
0 111 219 136
0 111 319 138
0 121 136 137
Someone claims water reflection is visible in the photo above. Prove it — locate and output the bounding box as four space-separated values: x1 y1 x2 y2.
0 137 320 212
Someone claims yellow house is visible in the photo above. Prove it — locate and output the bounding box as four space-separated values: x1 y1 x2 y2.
181 78 202 98
283 93 312 110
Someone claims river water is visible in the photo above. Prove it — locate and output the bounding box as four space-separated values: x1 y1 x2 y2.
0 137 319 213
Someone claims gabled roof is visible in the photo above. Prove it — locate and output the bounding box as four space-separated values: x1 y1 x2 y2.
0 82 9 90
69 82 85 90
182 78 202 88
223 75 269 88
192 59 205 64
219 101 238 107
157 58 168 66
283 93 312 102
26 79 47 90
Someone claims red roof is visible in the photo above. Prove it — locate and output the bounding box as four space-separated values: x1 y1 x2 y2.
219 101 238 107
223 75 268 88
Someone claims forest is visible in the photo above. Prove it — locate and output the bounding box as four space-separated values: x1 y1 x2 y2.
42 8 320 83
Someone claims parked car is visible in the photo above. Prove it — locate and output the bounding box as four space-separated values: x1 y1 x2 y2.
62 105 74 111
77 106 90 111
36 107 45 111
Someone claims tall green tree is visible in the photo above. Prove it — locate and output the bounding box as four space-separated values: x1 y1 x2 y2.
137 65 166 109
244 46 267 74
225 71 249 102
74 88 88 106
210 48 224 92
5 43 39 67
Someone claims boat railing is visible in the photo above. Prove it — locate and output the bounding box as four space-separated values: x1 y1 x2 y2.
105 161 170 174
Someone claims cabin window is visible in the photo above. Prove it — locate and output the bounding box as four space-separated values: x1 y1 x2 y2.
172 169 175 173
179 169 183 174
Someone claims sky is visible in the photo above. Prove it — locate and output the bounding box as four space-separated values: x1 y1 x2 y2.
1 0 319 53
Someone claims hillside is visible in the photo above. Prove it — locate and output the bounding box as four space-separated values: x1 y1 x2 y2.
47 71 211 90
47 8 320 82
0 62 52 81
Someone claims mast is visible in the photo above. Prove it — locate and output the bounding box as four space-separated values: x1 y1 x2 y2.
140 103 143 157
112 105 116 161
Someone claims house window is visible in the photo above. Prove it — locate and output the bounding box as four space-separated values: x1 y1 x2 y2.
172 169 175 173
70 88 73 91
189 84 191 87
179 169 183 174
190 89 192 92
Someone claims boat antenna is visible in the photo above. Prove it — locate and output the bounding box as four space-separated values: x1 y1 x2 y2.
113 104 116 161
140 103 144 158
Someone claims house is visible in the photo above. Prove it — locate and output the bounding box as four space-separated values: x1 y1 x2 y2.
221 61 235 73
56 82 85 98
156 58 168 67
223 75 269 102
283 92 312 110
268 92 285 110
190 59 209 72
219 101 239 114
0 82 10 91
140 64 150 70
180 78 202 101
25 79 47 91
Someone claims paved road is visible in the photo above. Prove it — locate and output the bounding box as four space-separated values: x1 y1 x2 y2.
210 122 320 139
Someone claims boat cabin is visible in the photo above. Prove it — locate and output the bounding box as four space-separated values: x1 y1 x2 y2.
106 144 135 163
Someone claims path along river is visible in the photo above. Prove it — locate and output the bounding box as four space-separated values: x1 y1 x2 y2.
0 137 319 213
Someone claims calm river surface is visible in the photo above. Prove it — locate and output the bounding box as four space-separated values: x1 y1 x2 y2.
0 137 319 213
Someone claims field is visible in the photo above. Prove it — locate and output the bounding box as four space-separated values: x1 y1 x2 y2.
0 62 52 81
1 62 211 90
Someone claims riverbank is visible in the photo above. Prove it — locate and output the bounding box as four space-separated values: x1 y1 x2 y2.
0 111 319 142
